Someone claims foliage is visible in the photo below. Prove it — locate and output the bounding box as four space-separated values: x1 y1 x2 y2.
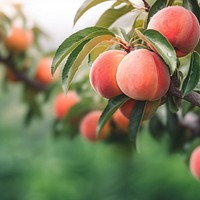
52 0 200 154
0 0 200 184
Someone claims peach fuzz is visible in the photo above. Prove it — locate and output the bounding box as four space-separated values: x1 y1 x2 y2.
190 146 200 180
147 6 200 57
116 49 170 101
54 91 80 119
113 109 129 132
4 27 33 53
80 110 110 141
120 99 160 120
90 50 127 99
35 57 58 84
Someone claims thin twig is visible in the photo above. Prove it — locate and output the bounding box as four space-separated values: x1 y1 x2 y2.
142 0 151 12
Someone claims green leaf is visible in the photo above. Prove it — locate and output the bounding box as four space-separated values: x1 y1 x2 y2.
97 94 129 136
127 11 143 37
128 101 146 149
182 51 200 96
195 41 200 54
146 0 167 26
183 0 200 23
182 101 194 117
136 29 177 75
166 0 176 6
166 108 179 135
166 95 180 113
51 27 115 74
62 34 115 93
89 40 114 63
74 0 113 25
96 3 133 28
166 107 187 152
149 114 165 140
64 99 94 121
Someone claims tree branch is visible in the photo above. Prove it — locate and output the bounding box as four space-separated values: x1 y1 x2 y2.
0 54 47 92
169 75 200 107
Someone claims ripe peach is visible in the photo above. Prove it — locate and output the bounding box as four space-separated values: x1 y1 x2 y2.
54 91 80 119
80 110 111 141
113 109 129 132
147 6 200 57
190 146 200 180
116 49 170 101
4 27 33 53
35 57 58 84
120 99 160 120
90 50 127 99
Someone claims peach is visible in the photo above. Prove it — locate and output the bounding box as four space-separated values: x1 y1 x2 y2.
120 99 160 120
54 91 80 119
147 6 200 57
35 57 58 84
116 49 170 101
4 27 33 53
90 50 127 99
190 146 200 180
80 110 110 141
113 109 129 132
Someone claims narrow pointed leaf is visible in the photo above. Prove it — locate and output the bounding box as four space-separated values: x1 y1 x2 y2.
64 99 94 121
51 27 114 74
128 101 146 149
146 0 167 25
96 4 133 28
182 51 200 97
166 95 179 113
62 34 115 93
74 0 112 25
136 29 177 75
89 40 114 63
97 94 129 136
183 0 200 23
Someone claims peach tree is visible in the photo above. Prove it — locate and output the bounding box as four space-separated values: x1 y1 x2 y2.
51 0 200 155
0 3 59 124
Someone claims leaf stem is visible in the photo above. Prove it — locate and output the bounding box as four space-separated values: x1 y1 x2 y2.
116 36 133 53
142 0 151 12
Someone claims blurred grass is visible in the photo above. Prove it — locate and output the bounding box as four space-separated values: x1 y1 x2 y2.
0 78 200 200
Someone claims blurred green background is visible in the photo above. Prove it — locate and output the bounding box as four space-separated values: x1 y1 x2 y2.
1 74 200 200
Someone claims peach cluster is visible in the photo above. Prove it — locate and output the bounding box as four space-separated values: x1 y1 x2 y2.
89 48 169 130
89 5 200 131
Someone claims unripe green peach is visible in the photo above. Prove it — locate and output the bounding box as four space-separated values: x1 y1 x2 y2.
54 91 80 119
147 6 200 57
80 110 111 141
190 146 200 180
90 50 127 99
116 49 170 101
120 99 160 120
